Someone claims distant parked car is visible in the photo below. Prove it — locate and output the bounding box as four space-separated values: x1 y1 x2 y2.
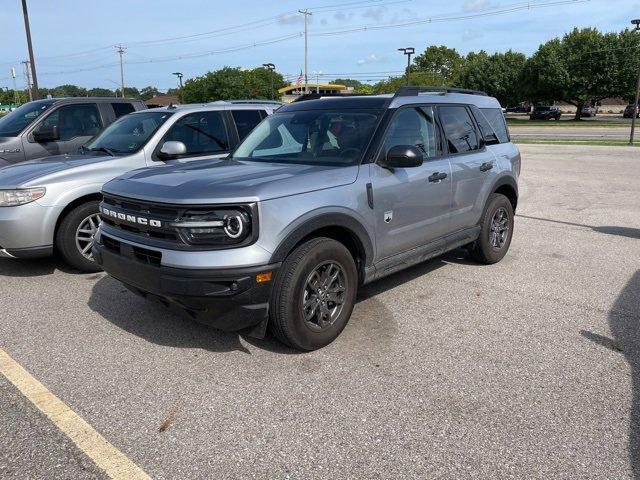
0 97 146 166
530 106 561 120
580 105 597 118
623 104 640 118
506 104 531 113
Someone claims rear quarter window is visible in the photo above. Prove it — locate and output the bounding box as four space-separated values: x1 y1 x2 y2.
112 102 136 118
480 108 510 143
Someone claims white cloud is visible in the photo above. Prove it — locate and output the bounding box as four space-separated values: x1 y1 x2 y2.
357 54 386 65
462 29 484 42
362 7 387 22
277 13 304 25
463 0 488 12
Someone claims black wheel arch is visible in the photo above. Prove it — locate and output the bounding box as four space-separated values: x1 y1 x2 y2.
54 193 102 236
489 175 518 212
270 213 374 283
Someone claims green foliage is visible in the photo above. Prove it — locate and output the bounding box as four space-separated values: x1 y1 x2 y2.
0 89 28 105
330 78 373 93
181 66 286 102
457 50 527 106
87 87 116 97
139 86 161 101
413 45 464 84
116 87 141 99
372 71 448 94
522 27 634 118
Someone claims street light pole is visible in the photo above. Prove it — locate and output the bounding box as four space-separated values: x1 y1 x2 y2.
398 47 415 86
262 63 276 99
630 19 640 145
172 72 184 89
21 0 39 100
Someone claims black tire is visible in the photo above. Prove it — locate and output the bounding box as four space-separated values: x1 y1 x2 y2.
269 237 358 351
55 200 102 273
469 193 514 265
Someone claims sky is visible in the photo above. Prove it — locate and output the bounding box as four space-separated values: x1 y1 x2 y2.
1 0 639 91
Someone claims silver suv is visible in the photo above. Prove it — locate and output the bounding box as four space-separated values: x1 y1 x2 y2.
0 102 277 270
93 87 520 350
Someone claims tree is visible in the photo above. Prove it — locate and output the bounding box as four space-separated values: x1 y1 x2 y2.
116 87 141 99
50 84 87 97
522 28 627 119
181 66 286 102
372 71 448 94
140 86 161 101
457 50 527 106
413 45 465 84
87 87 115 97
330 78 373 94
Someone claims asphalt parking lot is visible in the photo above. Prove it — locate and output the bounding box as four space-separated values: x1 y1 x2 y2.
509 124 630 141
1 143 639 479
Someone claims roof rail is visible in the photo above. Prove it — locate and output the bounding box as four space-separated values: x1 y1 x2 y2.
291 91 378 103
394 86 488 97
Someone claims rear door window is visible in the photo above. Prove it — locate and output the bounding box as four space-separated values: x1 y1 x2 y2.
470 105 499 145
35 103 102 141
480 108 510 143
231 109 263 141
162 111 229 156
438 105 480 154
112 102 136 118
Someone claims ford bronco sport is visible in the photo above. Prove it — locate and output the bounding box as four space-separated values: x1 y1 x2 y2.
93 87 520 351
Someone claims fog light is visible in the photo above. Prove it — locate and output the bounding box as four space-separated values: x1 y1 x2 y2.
256 271 272 283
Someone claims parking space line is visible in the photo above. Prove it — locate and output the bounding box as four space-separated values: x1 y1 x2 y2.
0 348 151 480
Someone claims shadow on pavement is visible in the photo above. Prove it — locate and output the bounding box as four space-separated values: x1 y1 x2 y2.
516 214 640 240
0 257 58 277
583 271 640 478
88 250 469 355
609 271 640 479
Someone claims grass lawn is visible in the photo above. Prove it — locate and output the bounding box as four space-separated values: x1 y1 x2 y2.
507 118 632 127
513 138 636 147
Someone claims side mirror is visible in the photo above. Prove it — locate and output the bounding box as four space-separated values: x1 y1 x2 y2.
382 145 424 169
33 124 59 143
158 141 187 159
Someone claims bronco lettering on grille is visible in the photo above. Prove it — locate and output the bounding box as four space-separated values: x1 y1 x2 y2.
100 206 162 228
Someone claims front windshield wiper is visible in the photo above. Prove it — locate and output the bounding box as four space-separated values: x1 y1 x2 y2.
88 146 116 156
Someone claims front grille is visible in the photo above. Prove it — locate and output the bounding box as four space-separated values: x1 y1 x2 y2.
133 246 162 266
99 194 257 250
102 235 121 254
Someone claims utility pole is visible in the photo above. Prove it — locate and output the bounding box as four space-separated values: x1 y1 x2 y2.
398 47 415 86
10 68 19 105
630 19 640 145
298 9 312 93
21 61 32 101
116 44 126 98
262 63 276 99
21 0 39 99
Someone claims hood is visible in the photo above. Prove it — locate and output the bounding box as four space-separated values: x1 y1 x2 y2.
103 158 359 204
0 152 114 188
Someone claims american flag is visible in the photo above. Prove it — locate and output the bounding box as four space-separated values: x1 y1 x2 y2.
295 70 303 86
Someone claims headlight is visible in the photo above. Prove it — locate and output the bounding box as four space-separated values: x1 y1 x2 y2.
0 187 46 207
171 206 254 246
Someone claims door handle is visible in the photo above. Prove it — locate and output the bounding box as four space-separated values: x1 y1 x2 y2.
480 162 494 172
428 172 447 183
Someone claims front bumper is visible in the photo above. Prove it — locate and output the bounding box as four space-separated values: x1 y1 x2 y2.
92 234 280 333
0 202 61 256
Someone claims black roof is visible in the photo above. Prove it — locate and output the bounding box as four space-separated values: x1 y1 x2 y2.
279 96 390 111
43 97 143 105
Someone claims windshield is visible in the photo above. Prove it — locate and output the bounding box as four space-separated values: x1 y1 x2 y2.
233 109 381 166
85 111 173 154
0 100 55 137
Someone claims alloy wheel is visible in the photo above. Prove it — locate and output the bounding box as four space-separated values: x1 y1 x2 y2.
75 213 101 261
489 207 509 249
301 261 347 331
